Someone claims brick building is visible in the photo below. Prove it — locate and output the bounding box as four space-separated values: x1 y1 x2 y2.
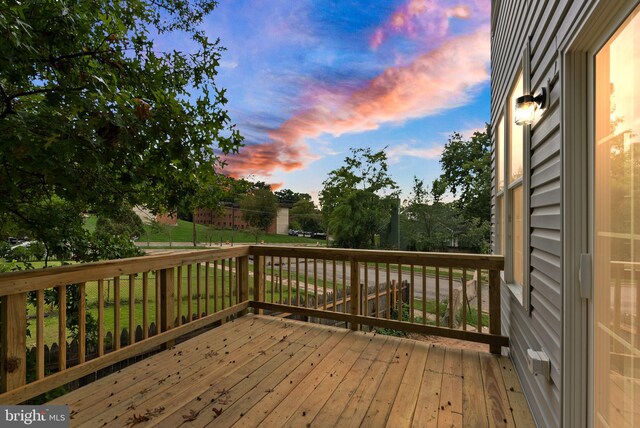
195 204 289 235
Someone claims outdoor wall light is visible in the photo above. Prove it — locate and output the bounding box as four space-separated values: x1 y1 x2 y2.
514 87 548 125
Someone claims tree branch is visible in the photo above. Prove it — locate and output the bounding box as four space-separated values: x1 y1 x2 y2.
9 85 85 101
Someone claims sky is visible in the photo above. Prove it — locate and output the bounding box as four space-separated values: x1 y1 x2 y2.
202 0 491 202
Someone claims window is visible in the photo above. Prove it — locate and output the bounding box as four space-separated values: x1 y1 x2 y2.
495 116 505 254
508 73 525 288
495 71 526 293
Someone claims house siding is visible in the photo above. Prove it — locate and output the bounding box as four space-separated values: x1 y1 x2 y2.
491 1 590 427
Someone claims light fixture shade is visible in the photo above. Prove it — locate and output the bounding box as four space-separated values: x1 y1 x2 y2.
514 88 548 126
514 95 536 125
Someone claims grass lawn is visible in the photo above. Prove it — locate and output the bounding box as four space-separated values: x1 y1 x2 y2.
139 219 321 245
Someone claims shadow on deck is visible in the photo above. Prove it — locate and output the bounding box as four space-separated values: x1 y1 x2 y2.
51 314 535 427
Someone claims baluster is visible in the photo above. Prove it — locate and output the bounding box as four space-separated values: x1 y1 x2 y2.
279 256 283 304
462 268 467 331
477 268 482 333
323 259 327 310
187 264 193 320
176 266 182 326
205 262 210 315
304 257 309 308
397 264 403 322
435 267 440 327
235 257 240 306
422 266 427 325
410 265 414 323
221 259 226 310
58 284 67 369
287 257 292 305
78 282 86 363
129 275 135 345
229 257 234 307
155 272 161 333
386 264 391 320
296 258 300 307
142 273 148 339
159 268 175 348
364 263 368 316
36 289 45 379
197 262 202 318
114 277 121 348
448 267 453 328
313 258 318 310
350 260 360 331
214 260 218 313
253 255 264 315
270 256 274 304
238 256 249 315
98 279 106 353
333 260 337 312
343 261 347 315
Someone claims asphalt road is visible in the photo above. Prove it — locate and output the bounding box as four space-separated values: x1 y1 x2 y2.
261 258 490 309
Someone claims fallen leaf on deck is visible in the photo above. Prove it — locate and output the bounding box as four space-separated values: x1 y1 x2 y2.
182 409 200 422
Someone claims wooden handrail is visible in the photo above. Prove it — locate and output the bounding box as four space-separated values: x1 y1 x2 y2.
248 246 504 270
0 246 250 296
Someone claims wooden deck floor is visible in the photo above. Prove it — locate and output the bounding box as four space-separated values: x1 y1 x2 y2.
50 314 535 427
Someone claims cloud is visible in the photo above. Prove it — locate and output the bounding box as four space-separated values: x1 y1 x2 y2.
387 143 444 163
370 0 474 49
224 26 489 178
222 139 318 178
269 182 284 190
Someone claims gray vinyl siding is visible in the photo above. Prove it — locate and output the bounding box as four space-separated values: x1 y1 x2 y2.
491 1 591 427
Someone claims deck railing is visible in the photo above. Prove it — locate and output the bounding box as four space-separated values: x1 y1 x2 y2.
0 247 251 404
0 245 505 403
250 246 506 354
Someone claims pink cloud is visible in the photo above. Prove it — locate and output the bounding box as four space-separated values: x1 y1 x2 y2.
222 138 317 178
224 26 489 178
370 0 480 49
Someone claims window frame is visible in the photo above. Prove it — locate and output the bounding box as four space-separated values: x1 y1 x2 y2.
495 44 531 310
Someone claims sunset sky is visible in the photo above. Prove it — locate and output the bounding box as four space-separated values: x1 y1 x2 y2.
204 0 491 201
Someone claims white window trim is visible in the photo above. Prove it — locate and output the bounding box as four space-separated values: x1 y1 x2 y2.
560 2 638 427
499 50 530 309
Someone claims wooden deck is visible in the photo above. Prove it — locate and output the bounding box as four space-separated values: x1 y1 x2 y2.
50 314 535 427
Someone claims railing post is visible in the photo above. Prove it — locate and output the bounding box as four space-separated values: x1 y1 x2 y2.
350 260 360 331
159 268 175 349
238 256 250 316
253 255 264 315
489 269 502 354
1 293 26 392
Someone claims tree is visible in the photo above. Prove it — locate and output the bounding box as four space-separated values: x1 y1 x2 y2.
289 198 322 232
320 148 399 248
217 177 271 203
432 126 492 252
240 189 278 232
274 189 311 205
0 1 243 260
401 177 456 252
434 125 491 221
95 206 144 241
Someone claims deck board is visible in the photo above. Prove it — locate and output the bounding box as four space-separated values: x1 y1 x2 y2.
52 314 533 427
